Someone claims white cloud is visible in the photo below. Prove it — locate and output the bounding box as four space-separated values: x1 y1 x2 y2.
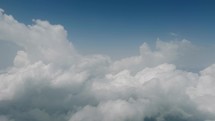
69 100 145 121
111 39 215 73
187 64 215 114
13 51 30 67
0 9 215 121
0 12 78 66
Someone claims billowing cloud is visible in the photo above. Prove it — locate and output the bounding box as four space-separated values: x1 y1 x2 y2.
0 9 215 121
111 39 215 73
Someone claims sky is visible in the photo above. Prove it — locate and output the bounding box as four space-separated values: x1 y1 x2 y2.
1 1 215 121
0 0 215 58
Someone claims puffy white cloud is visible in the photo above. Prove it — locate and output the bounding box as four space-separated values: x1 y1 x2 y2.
69 99 146 121
111 39 215 73
0 8 215 121
110 40 190 73
91 64 203 120
187 64 215 114
0 11 78 66
13 51 30 67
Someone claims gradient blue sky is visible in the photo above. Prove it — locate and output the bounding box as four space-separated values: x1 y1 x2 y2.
1 0 215 58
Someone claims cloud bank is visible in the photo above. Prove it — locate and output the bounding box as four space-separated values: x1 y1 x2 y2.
0 9 215 121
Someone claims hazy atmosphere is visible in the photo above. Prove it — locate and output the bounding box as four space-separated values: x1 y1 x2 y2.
0 0 215 121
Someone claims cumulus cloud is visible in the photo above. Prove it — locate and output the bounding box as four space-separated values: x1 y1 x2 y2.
0 9 215 121
0 10 78 66
111 39 215 73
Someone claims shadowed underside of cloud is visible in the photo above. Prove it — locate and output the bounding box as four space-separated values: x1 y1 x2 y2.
1 9 215 121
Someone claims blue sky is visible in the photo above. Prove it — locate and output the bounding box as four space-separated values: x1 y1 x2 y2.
1 0 215 58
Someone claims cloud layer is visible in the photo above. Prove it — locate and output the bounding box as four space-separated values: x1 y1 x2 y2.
1 9 215 121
